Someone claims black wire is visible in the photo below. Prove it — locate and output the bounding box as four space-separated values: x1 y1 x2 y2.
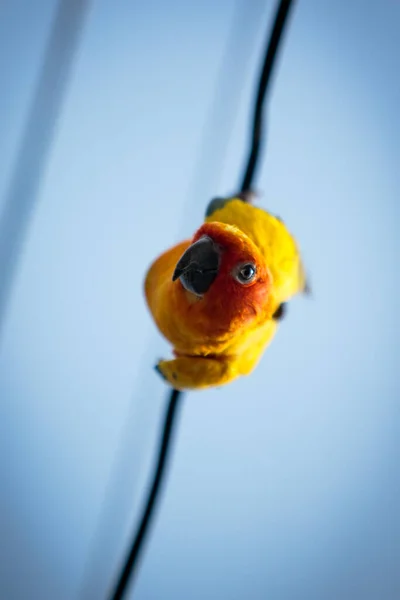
240 0 294 193
109 390 182 600
108 1 295 598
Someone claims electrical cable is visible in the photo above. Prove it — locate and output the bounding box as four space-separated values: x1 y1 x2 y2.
240 0 294 192
108 1 295 598
108 390 181 600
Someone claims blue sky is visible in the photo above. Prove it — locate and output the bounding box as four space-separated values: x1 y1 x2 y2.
0 1 399 599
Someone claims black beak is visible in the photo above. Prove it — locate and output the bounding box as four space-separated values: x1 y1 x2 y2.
172 235 220 295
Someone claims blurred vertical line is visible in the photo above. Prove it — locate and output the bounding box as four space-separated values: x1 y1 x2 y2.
78 0 268 598
0 0 92 342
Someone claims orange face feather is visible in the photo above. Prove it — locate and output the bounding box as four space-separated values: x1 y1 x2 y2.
186 222 273 332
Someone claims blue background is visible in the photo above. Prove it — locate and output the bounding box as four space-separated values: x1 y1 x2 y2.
0 1 399 599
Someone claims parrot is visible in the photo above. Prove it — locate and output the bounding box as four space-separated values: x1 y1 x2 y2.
144 193 307 391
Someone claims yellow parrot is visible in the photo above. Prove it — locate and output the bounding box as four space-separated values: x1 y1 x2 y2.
144 194 307 390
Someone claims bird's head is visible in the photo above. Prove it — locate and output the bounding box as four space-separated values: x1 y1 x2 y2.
172 222 273 323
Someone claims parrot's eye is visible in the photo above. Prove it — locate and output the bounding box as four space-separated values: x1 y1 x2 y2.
234 262 257 284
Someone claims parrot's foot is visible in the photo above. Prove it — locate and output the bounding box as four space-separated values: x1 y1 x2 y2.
272 302 287 321
154 363 169 382
155 356 237 390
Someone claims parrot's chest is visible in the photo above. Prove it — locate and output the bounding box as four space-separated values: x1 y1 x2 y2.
166 305 270 359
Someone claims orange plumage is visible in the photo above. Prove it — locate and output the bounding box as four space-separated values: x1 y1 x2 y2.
144 196 306 390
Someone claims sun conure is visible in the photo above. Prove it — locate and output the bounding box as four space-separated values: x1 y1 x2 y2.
144 194 307 390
